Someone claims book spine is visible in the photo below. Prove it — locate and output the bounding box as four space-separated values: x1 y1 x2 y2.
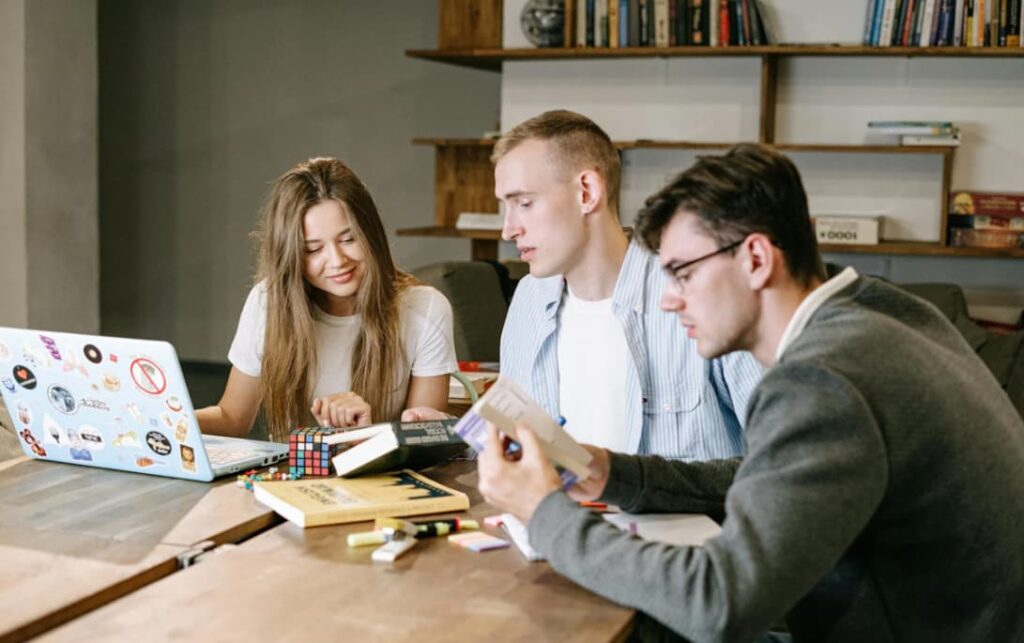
720 0 731 44
1008 0 1021 45
880 0 899 45
620 0 631 45
937 0 955 44
865 0 880 43
639 0 649 45
912 0 928 44
586 0 596 46
691 0 704 45
655 0 670 46
741 0 752 44
668 0 676 44
565 0 577 46
901 0 917 44
598 0 609 46
630 0 641 45
578 0 589 46
870 0 886 44
953 0 967 44
609 0 620 47
676 0 689 45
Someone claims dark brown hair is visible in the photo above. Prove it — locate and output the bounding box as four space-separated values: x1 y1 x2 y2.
635 143 825 287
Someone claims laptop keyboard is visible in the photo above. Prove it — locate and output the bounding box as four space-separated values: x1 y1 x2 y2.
206 446 254 465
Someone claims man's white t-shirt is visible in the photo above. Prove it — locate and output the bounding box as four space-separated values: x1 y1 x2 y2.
228 283 458 421
556 287 630 452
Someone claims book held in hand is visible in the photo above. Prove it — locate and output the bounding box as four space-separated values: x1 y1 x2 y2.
253 469 469 528
329 419 467 477
453 376 593 486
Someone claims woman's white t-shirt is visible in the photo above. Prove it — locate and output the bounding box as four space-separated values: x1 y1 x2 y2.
227 283 458 421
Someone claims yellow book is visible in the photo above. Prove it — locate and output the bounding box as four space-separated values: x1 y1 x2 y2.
253 469 469 528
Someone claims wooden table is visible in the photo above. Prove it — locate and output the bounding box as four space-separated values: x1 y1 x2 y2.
0 457 280 642
37 461 635 642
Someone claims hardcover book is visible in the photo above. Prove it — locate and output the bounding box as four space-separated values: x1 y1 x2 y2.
330 419 467 477
453 376 593 486
253 469 469 528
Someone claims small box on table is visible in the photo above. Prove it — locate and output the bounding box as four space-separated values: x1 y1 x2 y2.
289 427 348 477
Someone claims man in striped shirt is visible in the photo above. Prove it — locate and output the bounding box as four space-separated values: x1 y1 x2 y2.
489 110 762 460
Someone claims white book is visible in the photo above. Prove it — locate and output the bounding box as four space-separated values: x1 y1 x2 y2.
577 0 588 46
655 0 670 47
953 0 966 45
708 0 719 47
596 0 608 46
879 0 899 45
919 0 938 45
901 133 961 146
455 212 504 230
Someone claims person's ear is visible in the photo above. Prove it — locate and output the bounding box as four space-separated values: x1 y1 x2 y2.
743 233 776 291
577 170 604 217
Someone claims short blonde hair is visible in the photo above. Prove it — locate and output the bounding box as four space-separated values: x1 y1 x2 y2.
491 110 621 216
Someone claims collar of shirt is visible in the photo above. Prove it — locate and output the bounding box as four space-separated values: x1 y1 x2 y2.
536 240 653 321
775 266 859 361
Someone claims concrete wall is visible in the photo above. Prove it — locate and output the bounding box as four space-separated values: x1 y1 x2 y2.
0 0 28 328
501 0 1024 305
99 0 500 361
0 0 98 332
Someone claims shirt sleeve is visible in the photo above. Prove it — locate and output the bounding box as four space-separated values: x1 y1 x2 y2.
409 288 458 378
227 285 266 377
713 350 765 430
528 362 888 642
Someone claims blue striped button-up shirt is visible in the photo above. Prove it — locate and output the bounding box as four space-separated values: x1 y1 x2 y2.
500 241 764 460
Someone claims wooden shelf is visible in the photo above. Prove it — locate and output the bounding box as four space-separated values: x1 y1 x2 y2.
407 45 1024 71
396 226 503 241
397 230 1024 260
821 241 1024 258
414 138 957 155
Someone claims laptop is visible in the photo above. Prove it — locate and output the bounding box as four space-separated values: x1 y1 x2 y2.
0 326 287 481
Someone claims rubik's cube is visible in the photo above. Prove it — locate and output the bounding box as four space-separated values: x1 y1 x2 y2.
289 427 348 477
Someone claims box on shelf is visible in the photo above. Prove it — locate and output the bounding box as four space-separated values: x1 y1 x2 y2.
814 215 881 245
950 191 1024 218
949 228 1024 250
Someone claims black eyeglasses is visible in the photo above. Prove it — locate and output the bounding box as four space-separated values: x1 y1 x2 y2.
664 239 744 288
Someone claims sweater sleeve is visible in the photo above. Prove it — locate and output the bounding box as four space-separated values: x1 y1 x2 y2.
528 363 889 642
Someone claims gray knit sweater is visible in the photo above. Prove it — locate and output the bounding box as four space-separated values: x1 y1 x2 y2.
529 275 1024 642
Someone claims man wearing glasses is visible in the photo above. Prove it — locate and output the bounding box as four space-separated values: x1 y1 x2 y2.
476 143 1024 640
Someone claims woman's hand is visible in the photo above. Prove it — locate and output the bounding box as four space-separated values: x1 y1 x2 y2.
311 392 372 428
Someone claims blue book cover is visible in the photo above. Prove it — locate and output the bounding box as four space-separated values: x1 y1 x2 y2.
620 0 630 46
865 0 880 44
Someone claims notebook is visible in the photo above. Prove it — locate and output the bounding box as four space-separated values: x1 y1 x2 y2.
0 326 287 481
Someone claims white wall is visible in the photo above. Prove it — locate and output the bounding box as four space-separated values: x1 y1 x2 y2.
99 0 500 361
499 0 1024 301
0 0 99 332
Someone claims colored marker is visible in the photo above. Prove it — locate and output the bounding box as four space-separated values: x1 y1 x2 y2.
347 530 389 547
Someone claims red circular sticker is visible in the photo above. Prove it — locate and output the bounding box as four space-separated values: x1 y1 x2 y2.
129 357 167 396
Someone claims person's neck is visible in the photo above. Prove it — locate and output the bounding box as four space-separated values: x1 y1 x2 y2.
750 276 823 367
563 217 629 301
317 292 358 317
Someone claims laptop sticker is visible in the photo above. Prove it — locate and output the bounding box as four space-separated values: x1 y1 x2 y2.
83 344 103 364
1 377 14 393
80 397 110 412
130 357 166 396
43 413 67 445
174 417 189 442
102 373 120 392
19 429 46 457
48 384 78 415
15 401 32 425
113 430 139 448
145 430 172 456
67 429 93 462
165 396 183 413
180 444 196 472
13 365 37 390
0 340 10 361
79 425 105 451
39 335 62 361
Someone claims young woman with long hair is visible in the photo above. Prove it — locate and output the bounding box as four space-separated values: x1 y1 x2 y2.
196 157 456 442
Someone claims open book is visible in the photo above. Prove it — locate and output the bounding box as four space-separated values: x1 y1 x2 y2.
452 376 592 486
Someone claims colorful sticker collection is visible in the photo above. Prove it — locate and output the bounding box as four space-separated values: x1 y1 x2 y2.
0 334 202 475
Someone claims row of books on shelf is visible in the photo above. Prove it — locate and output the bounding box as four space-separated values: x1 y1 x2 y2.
868 120 961 146
565 0 774 49
863 0 1024 47
812 191 1024 249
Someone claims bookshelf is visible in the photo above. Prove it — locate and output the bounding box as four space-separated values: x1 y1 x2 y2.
402 3 1024 262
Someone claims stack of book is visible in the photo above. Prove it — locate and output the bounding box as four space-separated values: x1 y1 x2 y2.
565 0 775 49
863 0 1024 47
948 190 1024 249
868 121 961 146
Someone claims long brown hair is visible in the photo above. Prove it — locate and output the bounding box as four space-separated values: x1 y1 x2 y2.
254 157 413 441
